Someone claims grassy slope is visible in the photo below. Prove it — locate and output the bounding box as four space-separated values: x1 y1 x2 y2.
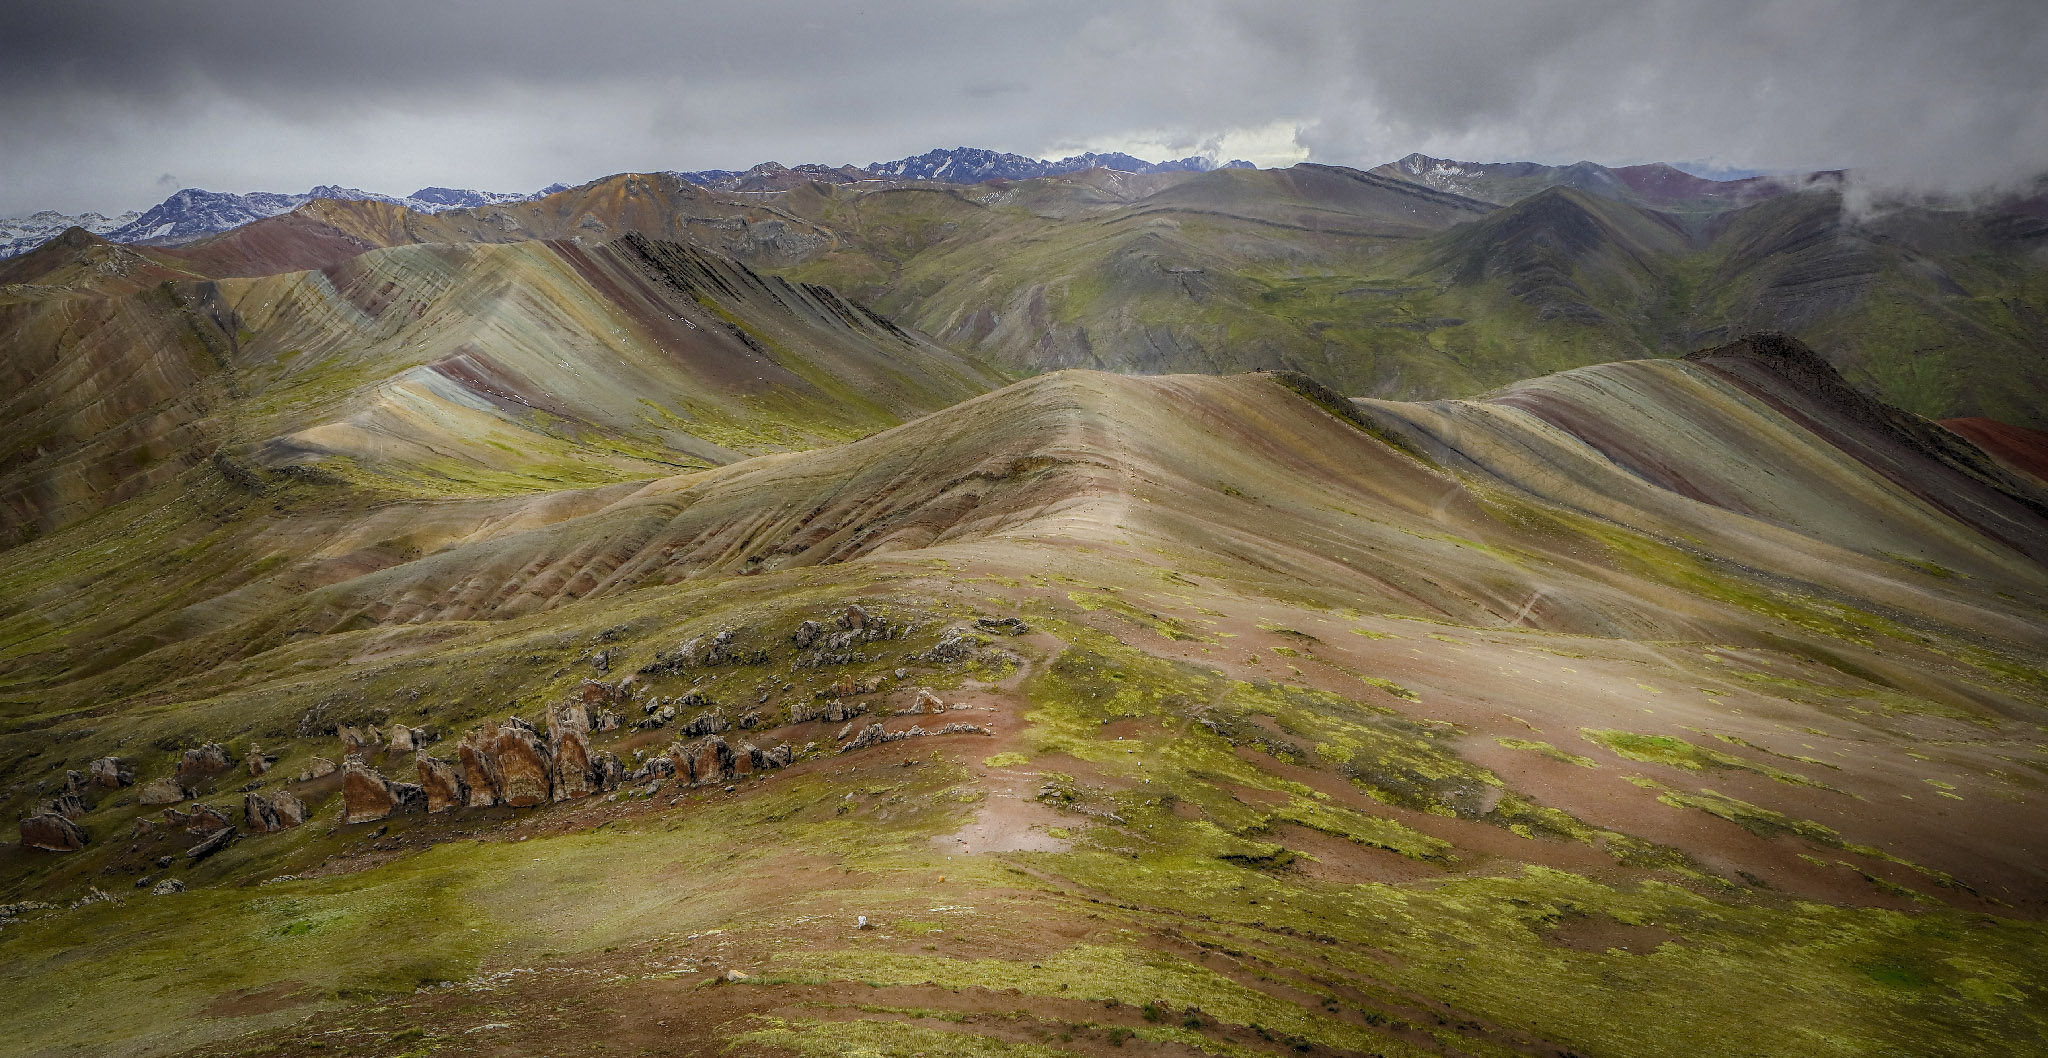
0 366 2043 1057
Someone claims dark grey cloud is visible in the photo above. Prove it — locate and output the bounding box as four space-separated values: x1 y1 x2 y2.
2 0 2043 215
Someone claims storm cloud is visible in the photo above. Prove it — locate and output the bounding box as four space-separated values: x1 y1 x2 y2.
3 0 2044 215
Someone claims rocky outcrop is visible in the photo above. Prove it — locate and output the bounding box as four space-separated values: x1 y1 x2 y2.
244 791 307 833
548 703 598 798
19 813 86 851
839 721 992 753
89 757 133 788
671 736 734 786
457 730 502 808
137 777 185 805
415 753 469 813
174 743 232 790
790 698 868 724
491 722 553 807
977 615 1029 635
641 628 768 673
341 756 424 824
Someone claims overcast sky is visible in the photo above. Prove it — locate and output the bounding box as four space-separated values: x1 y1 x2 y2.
4 0 2044 216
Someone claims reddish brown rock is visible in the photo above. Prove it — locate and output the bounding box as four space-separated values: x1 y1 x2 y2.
89 757 133 788
731 745 756 778
387 725 420 756
416 753 468 813
174 743 231 790
184 804 231 833
490 723 553 807
20 813 86 852
137 777 185 805
245 744 274 776
672 735 733 786
341 756 398 824
547 705 595 801
245 791 308 833
457 730 502 808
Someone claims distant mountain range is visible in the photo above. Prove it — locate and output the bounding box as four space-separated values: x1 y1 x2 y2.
0 147 1252 259
1367 152 1838 211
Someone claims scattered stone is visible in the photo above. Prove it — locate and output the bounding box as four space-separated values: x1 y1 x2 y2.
89 757 133 788
151 879 185 896
137 778 185 805
174 743 232 790
416 753 469 813
839 721 992 753
19 813 87 851
977 616 1029 635
915 627 988 663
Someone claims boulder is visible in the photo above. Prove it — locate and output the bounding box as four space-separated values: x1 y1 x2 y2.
592 707 622 732
187 826 236 861
553 702 591 735
793 620 822 648
245 743 275 776
244 791 307 833
491 723 553 807
416 753 468 813
137 777 185 805
183 804 232 833
89 756 133 788
341 756 398 824
173 743 232 790
976 616 1029 635
841 604 868 630
731 745 756 778
915 688 946 713
19 813 86 851
337 725 371 756
300 756 338 782
387 725 419 755
457 729 502 808
151 879 185 895
40 789 90 820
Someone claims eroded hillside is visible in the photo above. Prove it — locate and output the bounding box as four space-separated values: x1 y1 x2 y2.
2 329 2044 1057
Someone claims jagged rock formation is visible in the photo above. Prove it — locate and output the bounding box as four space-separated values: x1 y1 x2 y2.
340 756 424 824
243 791 307 833
172 744 231 791
415 753 468 813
